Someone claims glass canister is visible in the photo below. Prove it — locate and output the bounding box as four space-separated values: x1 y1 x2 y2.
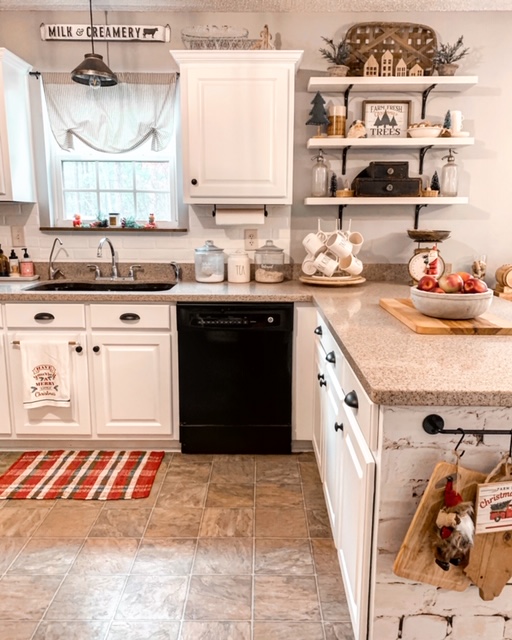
254 240 284 283
194 240 225 282
227 250 251 283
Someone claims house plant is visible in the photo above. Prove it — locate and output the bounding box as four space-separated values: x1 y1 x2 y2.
432 36 470 76
319 35 351 76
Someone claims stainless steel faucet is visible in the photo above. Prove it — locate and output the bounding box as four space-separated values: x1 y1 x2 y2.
170 261 181 283
48 238 64 280
97 237 118 279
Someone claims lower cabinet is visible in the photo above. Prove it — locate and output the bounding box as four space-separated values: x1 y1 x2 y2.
0 335 12 434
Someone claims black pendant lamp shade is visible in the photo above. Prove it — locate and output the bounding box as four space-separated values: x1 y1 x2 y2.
71 0 117 88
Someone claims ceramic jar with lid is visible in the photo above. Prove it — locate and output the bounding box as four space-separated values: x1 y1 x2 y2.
227 250 251 283
194 240 225 282
254 240 284 283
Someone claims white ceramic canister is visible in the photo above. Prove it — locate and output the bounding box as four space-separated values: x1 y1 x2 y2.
227 250 251 283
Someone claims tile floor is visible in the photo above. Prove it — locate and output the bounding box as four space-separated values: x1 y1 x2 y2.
0 451 354 640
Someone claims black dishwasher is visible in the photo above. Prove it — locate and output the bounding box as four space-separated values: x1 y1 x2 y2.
177 303 293 454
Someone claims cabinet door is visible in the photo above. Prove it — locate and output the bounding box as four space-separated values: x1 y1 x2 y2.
91 333 172 436
322 369 344 537
181 63 291 203
0 132 6 196
0 337 11 434
6 332 91 436
336 403 376 640
312 345 325 477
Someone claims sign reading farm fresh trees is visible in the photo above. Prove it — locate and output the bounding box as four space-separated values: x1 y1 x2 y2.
40 23 171 42
362 100 411 139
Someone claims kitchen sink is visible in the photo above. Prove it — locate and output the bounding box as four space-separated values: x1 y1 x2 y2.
24 281 176 292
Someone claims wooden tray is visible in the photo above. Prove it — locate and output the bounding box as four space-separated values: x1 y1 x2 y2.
299 275 366 287
380 298 512 335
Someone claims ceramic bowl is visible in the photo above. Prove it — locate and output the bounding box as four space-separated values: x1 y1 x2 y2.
410 286 493 320
407 126 442 139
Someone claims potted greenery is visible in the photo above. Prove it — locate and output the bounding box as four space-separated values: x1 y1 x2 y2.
432 36 470 76
319 35 351 77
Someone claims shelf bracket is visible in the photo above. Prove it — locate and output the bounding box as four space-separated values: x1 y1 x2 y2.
344 84 353 113
341 146 351 175
338 204 347 226
414 204 428 229
421 84 437 119
419 145 433 175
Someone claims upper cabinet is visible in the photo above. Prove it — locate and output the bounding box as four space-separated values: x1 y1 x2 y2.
0 49 36 203
170 50 303 205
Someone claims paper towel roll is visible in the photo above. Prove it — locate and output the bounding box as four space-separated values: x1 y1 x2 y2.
215 208 266 226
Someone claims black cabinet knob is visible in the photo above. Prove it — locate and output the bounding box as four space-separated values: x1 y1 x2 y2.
75 345 83 353
314 326 322 335
334 422 344 432
191 179 198 185
319 379 327 387
34 312 55 321
317 373 325 381
325 351 336 364
344 390 359 409
92 346 100 353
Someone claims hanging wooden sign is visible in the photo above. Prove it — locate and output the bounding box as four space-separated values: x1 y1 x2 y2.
475 481 512 534
40 23 171 42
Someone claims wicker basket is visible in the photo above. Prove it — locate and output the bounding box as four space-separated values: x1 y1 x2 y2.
345 22 438 76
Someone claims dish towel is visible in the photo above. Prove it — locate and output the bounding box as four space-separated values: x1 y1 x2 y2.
20 341 71 409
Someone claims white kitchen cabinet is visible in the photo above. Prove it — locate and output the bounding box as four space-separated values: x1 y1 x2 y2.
0 333 12 435
89 304 173 437
0 48 36 202
170 50 302 205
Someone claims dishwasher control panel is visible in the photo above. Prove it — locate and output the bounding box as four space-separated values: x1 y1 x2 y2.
177 303 293 332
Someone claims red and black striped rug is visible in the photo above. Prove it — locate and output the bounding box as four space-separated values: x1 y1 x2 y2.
0 450 165 500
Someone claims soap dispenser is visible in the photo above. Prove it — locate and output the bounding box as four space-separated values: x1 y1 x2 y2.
311 149 329 197
8 249 20 276
440 148 458 197
20 247 35 277
0 245 9 277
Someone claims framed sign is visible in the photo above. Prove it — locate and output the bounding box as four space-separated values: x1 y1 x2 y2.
475 480 512 534
362 100 411 139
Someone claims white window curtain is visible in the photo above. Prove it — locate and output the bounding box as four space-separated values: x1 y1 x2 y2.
42 72 177 153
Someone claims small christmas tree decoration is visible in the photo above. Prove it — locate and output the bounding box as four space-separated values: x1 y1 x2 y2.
330 173 338 197
431 170 440 192
306 92 329 137
443 110 452 130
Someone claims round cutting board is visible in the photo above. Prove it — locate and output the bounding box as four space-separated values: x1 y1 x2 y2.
299 275 366 287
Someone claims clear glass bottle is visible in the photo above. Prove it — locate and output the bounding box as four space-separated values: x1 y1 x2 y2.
311 149 329 197
440 148 458 197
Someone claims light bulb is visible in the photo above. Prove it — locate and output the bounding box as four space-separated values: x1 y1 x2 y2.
89 75 101 90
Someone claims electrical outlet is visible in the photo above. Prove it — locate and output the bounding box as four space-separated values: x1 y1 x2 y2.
244 229 258 250
11 226 25 247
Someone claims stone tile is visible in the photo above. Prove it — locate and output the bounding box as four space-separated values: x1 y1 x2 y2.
145 507 202 537
255 539 314 575
0 537 28 573
180 621 251 640
307 507 332 538
0 575 62 620
164 462 212 484
303 484 327 509
8 538 82 575
132 538 196 575
210 459 255 484
253 622 325 639
68 538 139 574
311 538 341 574
0 506 52 537
45 574 126 620
0 621 38 640
317 574 351 621
206 483 254 507
106 621 180 640
199 508 253 537
254 576 321 621
255 508 308 538
256 459 300 485
184 576 252 621
115 575 188 620
256 483 304 508
193 538 253 574
33 502 102 538
155 482 207 508
170 454 214 466
88 508 152 538
33 621 110 640
324 621 355 639
299 461 322 485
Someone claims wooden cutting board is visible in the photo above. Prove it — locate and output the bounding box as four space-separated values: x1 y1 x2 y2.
380 298 512 335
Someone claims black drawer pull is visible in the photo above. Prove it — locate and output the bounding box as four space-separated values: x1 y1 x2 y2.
344 390 359 409
93 346 100 353
119 313 140 321
34 312 55 321
75 345 83 353
319 379 327 387
325 351 336 364
334 422 344 432
314 326 322 336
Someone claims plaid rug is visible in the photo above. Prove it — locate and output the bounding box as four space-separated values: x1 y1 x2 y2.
0 450 164 500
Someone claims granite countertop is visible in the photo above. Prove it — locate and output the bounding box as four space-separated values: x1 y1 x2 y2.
1 278 512 408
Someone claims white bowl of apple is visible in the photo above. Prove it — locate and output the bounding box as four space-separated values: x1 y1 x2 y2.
410 272 493 320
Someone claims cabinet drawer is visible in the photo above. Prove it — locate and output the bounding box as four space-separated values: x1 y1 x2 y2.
90 304 170 329
5 303 85 328
342 360 378 450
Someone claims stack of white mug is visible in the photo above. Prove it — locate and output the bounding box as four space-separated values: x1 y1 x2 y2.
302 227 364 278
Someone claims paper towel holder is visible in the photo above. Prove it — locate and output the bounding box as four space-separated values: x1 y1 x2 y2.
211 204 268 218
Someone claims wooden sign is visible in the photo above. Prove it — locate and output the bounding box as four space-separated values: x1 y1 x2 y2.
40 23 171 42
475 481 512 534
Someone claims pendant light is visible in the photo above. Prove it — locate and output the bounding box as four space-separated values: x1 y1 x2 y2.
71 0 117 88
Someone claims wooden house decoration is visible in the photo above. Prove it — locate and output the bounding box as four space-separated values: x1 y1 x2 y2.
363 54 379 77
381 50 393 76
395 58 407 77
409 63 424 76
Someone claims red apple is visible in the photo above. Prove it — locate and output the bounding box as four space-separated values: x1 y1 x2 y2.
438 273 464 293
433 287 445 293
456 271 472 284
464 277 488 293
417 275 438 291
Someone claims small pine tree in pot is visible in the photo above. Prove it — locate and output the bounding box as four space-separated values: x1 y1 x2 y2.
432 36 470 76
319 35 351 76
